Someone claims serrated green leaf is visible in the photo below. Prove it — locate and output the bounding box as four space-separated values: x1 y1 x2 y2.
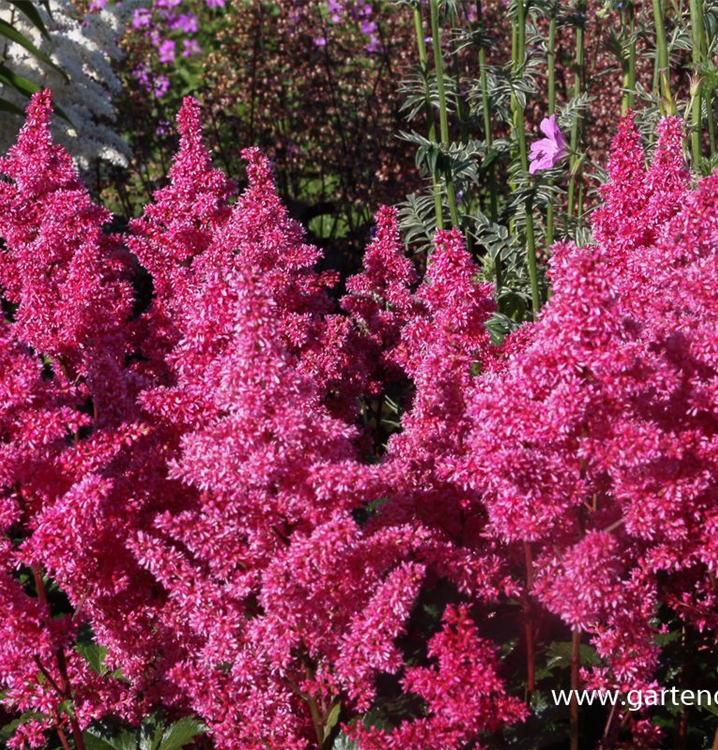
157 717 205 750
76 642 109 676
83 727 138 750
332 733 357 750
139 718 163 750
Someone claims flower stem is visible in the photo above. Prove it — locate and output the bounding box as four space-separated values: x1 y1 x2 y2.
429 0 460 228
688 0 704 164
524 542 536 699
653 0 675 116
546 1 557 247
512 0 540 313
621 6 636 114
476 0 501 290
567 0 585 221
570 627 581 750
412 4 445 230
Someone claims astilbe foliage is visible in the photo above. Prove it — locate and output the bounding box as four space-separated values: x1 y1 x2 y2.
4 91 718 750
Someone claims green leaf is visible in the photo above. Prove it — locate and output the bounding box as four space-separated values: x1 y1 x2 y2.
0 19 67 78
332 733 357 750
0 61 41 98
4 0 50 38
545 641 600 670
157 718 205 750
83 727 138 750
75 642 109 675
0 68 71 122
0 96 24 116
323 702 341 742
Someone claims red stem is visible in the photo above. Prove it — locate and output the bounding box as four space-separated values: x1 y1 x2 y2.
524 542 536 698
570 627 581 750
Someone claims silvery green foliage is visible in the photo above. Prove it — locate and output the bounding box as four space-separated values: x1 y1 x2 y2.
0 0 133 170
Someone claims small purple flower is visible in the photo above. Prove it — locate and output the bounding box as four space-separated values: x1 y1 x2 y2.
168 12 198 33
182 38 201 57
328 0 343 22
528 115 567 174
153 74 170 98
132 8 152 28
158 39 176 64
206 0 225 8
365 35 381 53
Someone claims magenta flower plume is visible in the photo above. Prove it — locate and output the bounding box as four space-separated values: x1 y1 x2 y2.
128 96 234 365
528 114 567 174
342 205 419 388
0 90 132 400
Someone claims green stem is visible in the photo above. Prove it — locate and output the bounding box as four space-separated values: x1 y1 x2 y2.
546 3 557 247
476 0 501 290
512 0 540 313
429 0 460 228
628 11 636 111
689 0 704 163
567 0 585 220
706 1 716 156
413 4 445 230
653 0 675 115
621 7 636 113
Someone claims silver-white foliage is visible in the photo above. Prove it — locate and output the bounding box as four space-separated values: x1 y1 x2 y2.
0 0 135 170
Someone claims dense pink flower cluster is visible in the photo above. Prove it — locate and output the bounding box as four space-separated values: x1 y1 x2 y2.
2 91 718 750
461 113 718 701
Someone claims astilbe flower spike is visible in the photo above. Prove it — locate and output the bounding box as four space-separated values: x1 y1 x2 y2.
342 204 418 389
0 92 144 748
128 96 234 362
0 89 132 401
351 606 527 750
460 116 718 717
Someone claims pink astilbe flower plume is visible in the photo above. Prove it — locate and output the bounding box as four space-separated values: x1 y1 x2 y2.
459 115 718 711
129 96 234 358
351 606 526 750
131 267 420 749
0 93 144 747
7 93 718 750
0 90 132 396
342 205 418 386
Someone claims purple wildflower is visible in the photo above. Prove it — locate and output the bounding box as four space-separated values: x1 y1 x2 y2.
158 39 176 64
168 13 199 33
132 7 152 28
182 39 201 57
528 115 567 174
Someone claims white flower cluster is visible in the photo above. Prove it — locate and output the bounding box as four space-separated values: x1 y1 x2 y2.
0 0 134 170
